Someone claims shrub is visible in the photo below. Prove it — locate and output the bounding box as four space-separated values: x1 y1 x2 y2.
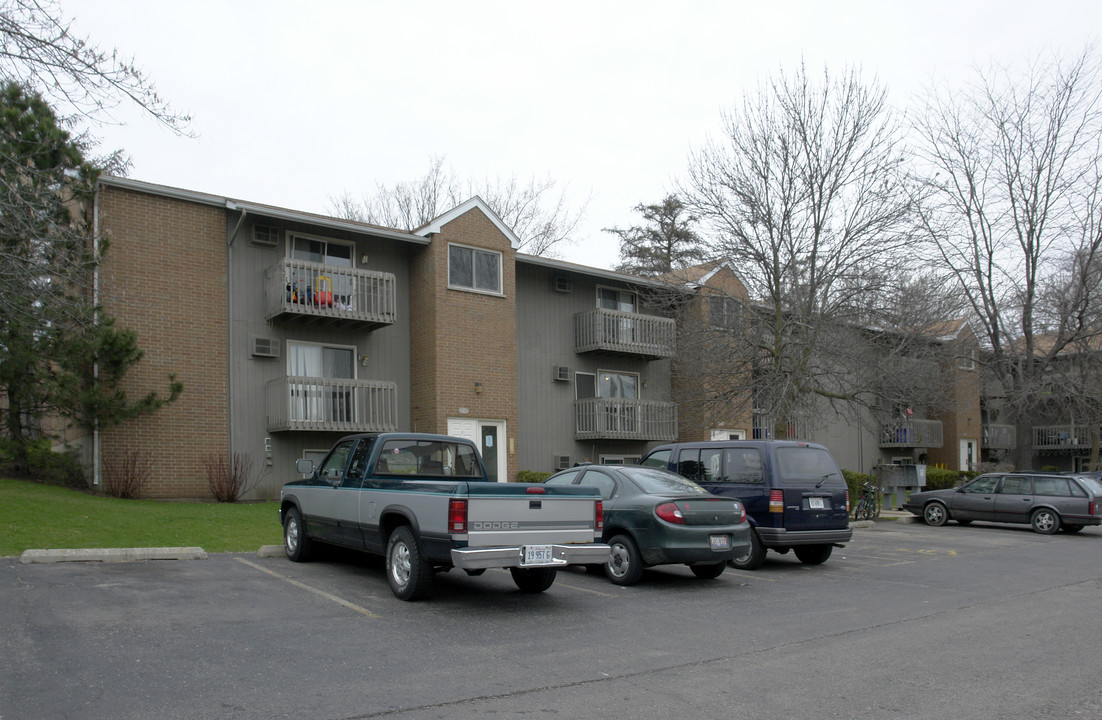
517 470 551 483
101 449 153 499
924 466 965 490
204 452 263 502
842 469 869 502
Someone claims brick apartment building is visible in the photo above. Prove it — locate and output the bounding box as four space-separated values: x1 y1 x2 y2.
87 176 995 499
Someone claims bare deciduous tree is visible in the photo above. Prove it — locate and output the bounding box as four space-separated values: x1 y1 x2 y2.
681 62 924 433
330 155 587 257
0 0 191 133
913 48 1102 467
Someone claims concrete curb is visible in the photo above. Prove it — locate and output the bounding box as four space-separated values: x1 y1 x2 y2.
19 547 208 564
256 545 284 558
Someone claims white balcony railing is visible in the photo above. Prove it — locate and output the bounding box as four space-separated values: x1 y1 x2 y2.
573 309 676 359
879 419 943 448
265 258 397 327
267 377 398 433
573 398 677 441
1033 424 1095 451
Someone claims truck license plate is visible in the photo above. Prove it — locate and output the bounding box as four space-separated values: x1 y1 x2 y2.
523 545 553 565
710 535 729 550
809 497 825 509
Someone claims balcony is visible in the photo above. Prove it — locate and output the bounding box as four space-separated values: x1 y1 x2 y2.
983 423 1017 450
1033 424 1096 451
574 398 677 441
266 258 397 328
879 419 943 448
752 417 814 441
574 309 676 360
267 377 399 433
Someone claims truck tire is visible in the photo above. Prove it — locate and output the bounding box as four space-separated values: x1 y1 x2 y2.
510 567 557 593
283 507 312 562
386 526 434 601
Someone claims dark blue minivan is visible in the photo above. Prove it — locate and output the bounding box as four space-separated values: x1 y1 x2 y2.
640 440 852 569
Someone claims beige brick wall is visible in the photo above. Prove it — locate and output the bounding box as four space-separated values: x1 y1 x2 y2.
96 186 229 498
409 207 519 480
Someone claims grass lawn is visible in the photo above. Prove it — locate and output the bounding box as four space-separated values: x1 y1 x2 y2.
0 477 283 557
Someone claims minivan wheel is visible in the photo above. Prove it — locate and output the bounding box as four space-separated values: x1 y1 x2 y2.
1030 508 1060 535
793 544 833 565
730 528 766 570
923 502 948 526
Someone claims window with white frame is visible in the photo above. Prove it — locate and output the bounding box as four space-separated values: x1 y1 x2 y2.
449 244 502 294
287 341 356 424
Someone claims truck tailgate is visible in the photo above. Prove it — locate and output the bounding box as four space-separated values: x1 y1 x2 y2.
466 493 598 547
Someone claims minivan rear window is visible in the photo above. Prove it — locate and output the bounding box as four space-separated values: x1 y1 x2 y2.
775 446 843 485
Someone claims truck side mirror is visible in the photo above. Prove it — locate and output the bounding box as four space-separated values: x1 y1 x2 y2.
296 458 314 475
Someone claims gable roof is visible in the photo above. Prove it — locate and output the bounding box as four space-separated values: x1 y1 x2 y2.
414 196 521 249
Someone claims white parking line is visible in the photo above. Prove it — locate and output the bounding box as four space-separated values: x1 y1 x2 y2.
235 557 380 618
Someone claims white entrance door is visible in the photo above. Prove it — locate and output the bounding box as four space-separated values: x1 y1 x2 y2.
448 418 507 482
960 439 977 472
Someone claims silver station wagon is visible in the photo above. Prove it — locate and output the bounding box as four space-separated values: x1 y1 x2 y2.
903 472 1102 534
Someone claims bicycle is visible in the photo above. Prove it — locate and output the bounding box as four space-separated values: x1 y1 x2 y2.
852 481 881 520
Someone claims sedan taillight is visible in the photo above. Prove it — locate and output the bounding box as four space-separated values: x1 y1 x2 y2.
655 502 685 524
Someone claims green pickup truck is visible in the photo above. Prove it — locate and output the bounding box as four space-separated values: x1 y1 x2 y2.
280 432 610 600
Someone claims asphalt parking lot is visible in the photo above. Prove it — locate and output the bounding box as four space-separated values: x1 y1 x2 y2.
3 520 1101 720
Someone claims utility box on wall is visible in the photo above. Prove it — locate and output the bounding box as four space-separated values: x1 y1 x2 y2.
874 464 927 509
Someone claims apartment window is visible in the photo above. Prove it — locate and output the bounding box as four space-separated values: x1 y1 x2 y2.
598 370 638 399
958 349 976 371
290 234 353 268
287 341 355 424
449 244 502 294
709 296 740 331
597 287 636 312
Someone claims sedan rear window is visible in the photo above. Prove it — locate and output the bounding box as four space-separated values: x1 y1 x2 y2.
622 467 709 495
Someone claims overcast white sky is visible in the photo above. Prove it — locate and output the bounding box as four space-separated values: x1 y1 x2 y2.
61 0 1101 270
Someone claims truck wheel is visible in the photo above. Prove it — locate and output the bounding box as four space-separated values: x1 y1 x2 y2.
730 528 765 570
794 544 833 565
283 507 312 562
689 562 726 579
605 534 645 586
510 567 557 593
386 526 434 601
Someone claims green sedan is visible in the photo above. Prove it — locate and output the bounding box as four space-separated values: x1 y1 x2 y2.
545 464 752 586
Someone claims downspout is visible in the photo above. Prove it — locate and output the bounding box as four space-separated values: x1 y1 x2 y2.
92 185 101 486
225 202 245 471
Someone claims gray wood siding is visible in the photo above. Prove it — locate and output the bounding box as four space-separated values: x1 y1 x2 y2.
228 216 414 497
514 263 673 474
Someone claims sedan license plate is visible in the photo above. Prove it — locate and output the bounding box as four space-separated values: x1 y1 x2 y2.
523 545 553 565
710 535 729 550
808 497 825 510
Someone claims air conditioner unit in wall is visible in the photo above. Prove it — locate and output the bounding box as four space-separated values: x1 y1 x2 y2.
251 336 280 358
251 224 279 247
553 275 573 293
552 365 570 382
555 455 572 470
